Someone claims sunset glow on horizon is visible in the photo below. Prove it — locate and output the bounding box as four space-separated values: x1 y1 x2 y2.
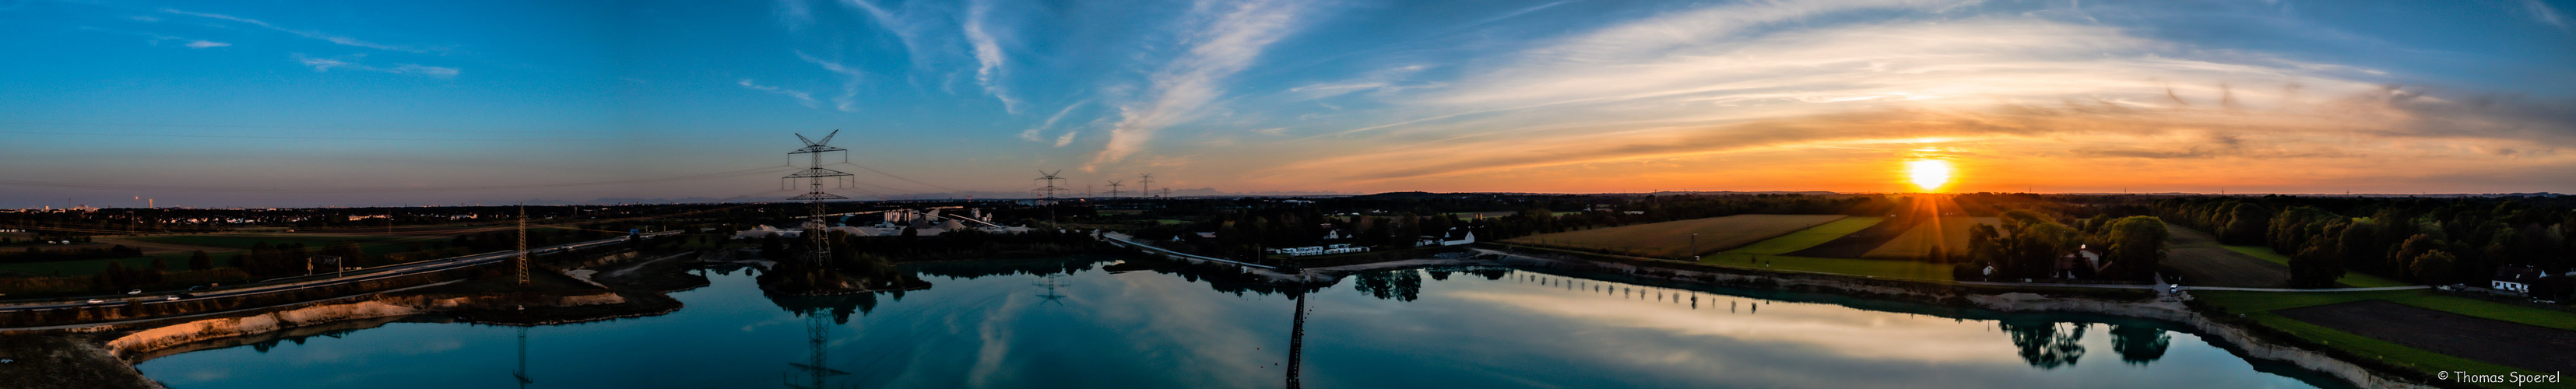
2 1 2571 207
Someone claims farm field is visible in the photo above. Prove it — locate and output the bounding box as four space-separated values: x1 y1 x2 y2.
1860 217 1996 259
1723 217 1885 255
2160 224 2295 288
2196 289 2576 382
2219 244 2412 288
2277 300 2575 373
1504 214 1849 259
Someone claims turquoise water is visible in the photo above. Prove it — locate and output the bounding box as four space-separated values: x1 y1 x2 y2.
137 258 2340 388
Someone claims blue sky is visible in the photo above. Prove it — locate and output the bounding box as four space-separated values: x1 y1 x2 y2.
2 0 2572 208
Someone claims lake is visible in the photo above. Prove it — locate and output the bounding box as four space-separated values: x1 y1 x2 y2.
137 257 2343 388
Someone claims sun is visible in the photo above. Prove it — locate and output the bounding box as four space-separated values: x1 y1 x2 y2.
1907 159 1953 192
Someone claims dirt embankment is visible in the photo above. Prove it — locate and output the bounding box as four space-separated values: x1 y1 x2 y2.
100 291 627 362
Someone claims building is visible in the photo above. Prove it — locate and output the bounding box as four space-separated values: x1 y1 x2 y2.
2052 245 2105 279
2491 265 2545 295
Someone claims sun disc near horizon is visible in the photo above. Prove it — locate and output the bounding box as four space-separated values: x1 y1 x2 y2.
1907 159 1953 192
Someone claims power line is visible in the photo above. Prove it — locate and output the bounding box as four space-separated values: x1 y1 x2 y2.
831 162 970 194
0 166 788 193
0 130 723 142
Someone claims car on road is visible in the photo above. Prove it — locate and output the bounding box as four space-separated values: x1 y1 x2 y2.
125 289 142 295
85 299 104 305
163 296 180 301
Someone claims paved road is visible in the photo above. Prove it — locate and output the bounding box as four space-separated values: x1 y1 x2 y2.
0 233 663 314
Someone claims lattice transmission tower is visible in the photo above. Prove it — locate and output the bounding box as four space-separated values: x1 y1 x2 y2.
1137 173 1153 198
517 205 529 286
785 130 853 268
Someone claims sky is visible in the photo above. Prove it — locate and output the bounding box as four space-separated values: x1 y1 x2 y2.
2 0 2573 208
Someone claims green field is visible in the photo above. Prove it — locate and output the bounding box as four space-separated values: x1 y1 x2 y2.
2195 289 2575 384
1506 214 1850 259
2221 245 2412 288
1862 217 1997 259
1724 217 1884 255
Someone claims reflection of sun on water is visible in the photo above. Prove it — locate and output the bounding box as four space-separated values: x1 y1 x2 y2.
1907 159 1952 192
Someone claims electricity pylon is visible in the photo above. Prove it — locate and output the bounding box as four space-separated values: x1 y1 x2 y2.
1105 180 1124 198
1137 173 1153 198
1032 170 1065 226
1032 170 1066 202
785 131 853 268
517 205 529 286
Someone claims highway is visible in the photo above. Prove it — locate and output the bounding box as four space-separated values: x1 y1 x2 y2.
0 233 668 314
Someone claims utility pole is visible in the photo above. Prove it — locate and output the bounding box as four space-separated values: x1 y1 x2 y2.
518 205 529 286
786 130 854 268
1106 180 1125 199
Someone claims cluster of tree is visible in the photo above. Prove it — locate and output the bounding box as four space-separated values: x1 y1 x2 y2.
1965 210 2168 282
0 244 143 263
2156 196 2573 289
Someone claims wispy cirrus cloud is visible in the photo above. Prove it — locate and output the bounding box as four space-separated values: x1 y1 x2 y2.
2522 0 2570 32
1086 0 1311 171
961 0 1020 113
1019 99 1088 146
82 27 230 49
795 51 866 111
291 54 458 78
738 79 821 108
161 8 427 53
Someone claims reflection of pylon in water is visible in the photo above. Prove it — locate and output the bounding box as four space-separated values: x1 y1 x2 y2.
786 313 850 389
1285 293 1309 389
1034 274 1070 306
513 326 532 389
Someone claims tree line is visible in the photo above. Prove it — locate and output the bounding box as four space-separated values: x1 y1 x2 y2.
2156 195 2573 289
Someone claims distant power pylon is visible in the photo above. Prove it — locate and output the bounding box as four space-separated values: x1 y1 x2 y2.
517 205 529 286
1105 180 1125 198
1137 173 1153 198
785 130 854 268
1031 170 1066 202
1033 170 1066 226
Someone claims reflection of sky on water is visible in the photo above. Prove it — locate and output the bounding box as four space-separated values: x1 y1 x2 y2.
135 261 2330 389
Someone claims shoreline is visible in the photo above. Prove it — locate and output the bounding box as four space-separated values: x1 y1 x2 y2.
16 248 2458 389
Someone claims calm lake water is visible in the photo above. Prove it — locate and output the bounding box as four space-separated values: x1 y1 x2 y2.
137 257 2343 388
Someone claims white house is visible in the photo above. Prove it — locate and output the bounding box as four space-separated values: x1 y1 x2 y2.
2492 265 2543 294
